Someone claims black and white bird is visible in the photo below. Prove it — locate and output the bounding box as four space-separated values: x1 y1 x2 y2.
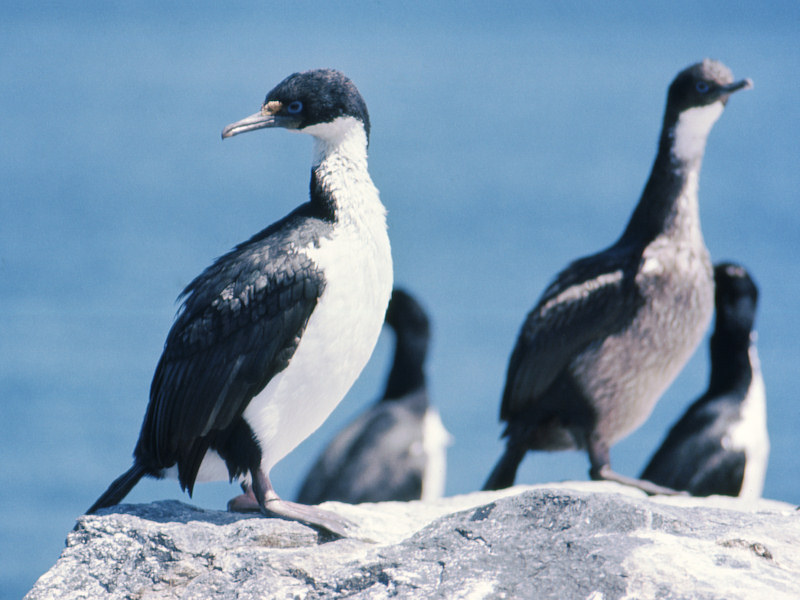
87 69 393 536
483 59 752 494
296 288 450 505
640 263 768 499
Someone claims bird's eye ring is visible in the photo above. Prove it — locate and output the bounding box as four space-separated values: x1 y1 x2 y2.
287 101 303 114
695 81 710 94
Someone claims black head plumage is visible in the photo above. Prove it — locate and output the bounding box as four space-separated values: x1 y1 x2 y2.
264 69 371 138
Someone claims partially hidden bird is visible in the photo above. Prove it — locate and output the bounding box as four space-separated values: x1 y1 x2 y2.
640 262 768 498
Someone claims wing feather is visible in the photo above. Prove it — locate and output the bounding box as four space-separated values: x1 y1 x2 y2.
133 207 329 492
501 247 644 420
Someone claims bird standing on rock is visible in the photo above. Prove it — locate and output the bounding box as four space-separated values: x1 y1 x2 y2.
88 69 392 537
484 59 752 494
297 288 450 505
641 262 768 499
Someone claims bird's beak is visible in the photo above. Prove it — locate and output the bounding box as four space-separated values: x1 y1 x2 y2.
721 78 754 95
221 101 298 139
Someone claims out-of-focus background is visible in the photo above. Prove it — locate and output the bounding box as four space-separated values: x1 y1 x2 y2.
2 2 798 597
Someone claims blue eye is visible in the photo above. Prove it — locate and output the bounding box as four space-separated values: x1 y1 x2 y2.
287 100 303 114
695 81 710 93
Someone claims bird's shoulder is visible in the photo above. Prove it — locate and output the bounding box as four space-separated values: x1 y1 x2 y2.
515 244 643 351
167 203 332 355
639 392 744 483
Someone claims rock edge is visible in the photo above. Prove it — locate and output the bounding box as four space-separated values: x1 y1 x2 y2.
25 482 800 600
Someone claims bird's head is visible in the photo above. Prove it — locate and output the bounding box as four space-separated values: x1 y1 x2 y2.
221 69 370 143
713 262 759 336
663 59 752 164
667 59 752 115
385 288 431 346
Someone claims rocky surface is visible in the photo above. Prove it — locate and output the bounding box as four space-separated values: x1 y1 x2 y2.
26 482 800 599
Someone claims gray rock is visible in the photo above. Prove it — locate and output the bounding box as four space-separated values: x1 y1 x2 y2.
25 482 800 599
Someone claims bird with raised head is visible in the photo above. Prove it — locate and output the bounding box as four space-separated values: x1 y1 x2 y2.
484 60 752 494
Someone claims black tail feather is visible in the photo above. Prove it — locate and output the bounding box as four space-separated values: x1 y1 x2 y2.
483 443 526 491
86 463 148 514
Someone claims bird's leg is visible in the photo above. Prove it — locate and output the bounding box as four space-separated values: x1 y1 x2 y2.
227 481 261 512
231 467 355 538
587 435 686 496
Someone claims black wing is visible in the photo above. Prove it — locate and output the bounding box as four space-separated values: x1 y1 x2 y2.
501 245 644 420
134 205 329 492
641 393 745 496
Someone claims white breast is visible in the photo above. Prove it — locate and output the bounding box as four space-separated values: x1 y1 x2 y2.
419 407 452 501
726 341 769 500
244 221 392 473
184 222 392 484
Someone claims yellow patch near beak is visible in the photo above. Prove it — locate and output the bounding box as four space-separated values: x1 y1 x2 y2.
262 100 283 116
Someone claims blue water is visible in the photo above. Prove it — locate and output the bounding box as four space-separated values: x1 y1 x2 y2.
2 2 798 597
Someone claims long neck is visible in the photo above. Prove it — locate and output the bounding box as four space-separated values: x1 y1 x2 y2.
382 331 428 401
619 102 722 246
706 326 754 396
307 118 382 223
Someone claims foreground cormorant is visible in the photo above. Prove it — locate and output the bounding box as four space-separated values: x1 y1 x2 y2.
297 288 450 504
484 59 752 494
88 69 393 536
641 262 768 498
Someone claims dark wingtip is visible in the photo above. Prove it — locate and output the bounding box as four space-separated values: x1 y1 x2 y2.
483 444 525 491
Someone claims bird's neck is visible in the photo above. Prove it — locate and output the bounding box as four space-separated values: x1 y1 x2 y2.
706 328 754 395
307 118 383 224
619 102 723 246
382 335 428 401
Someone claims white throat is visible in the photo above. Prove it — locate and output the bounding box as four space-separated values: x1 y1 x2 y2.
304 115 369 169
670 101 724 164
303 116 385 228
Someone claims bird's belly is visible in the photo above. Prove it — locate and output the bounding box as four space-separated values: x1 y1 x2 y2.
573 248 713 444
243 223 392 474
